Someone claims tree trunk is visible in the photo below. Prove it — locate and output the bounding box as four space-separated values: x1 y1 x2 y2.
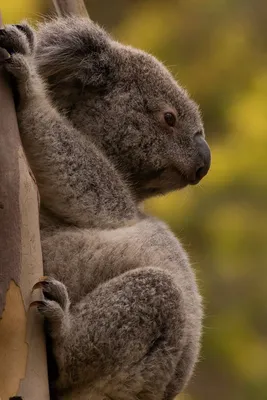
0 12 49 400
52 0 89 18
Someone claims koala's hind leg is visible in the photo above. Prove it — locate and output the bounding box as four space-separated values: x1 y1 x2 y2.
35 268 187 399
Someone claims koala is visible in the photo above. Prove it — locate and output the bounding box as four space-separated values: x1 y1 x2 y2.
0 17 210 400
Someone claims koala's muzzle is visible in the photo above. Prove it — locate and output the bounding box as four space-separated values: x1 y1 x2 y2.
189 135 211 185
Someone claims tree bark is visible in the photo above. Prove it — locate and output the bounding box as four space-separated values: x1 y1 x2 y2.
0 2 89 396
0 12 49 400
52 0 89 18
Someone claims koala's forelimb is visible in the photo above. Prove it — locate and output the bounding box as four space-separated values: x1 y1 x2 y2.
18 95 137 228
3 22 136 228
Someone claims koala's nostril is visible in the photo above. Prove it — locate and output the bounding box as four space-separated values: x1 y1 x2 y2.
189 164 205 185
196 164 208 181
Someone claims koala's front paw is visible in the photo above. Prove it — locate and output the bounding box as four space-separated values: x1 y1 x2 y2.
0 23 40 102
31 276 71 338
0 23 35 56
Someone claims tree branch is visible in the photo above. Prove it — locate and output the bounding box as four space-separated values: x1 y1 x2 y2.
0 11 49 400
0 2 90 397
52 0 90 18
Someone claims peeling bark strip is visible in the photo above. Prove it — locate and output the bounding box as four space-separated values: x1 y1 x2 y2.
0 11 49 400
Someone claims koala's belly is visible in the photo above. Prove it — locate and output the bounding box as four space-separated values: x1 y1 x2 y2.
41 216 202 323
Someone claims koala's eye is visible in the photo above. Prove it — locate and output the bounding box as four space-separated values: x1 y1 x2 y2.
164 112 176 127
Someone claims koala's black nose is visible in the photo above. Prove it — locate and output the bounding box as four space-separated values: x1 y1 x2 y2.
190 135 211 185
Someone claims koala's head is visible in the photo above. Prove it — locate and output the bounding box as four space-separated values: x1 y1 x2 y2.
37 17 211 202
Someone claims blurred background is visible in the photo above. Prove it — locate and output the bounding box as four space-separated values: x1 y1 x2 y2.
2 0 267 399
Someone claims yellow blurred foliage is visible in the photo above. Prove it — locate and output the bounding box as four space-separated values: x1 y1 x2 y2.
1 0 42 24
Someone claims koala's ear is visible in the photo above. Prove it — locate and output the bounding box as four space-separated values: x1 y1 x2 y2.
36 17 119 90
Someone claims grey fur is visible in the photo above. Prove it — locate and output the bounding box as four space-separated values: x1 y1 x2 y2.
0 17 211 400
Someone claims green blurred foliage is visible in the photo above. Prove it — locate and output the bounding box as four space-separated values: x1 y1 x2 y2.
1 0 267 399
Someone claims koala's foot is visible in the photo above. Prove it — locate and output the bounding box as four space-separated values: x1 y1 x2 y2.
0 23 35 56
0 23 42 103
31 276 71 338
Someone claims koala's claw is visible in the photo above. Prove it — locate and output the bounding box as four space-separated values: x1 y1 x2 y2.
32 275 50 290
14 23 36 52
0 47 11 63
30 300 46 309
31 277 71 336
32 276 70 311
